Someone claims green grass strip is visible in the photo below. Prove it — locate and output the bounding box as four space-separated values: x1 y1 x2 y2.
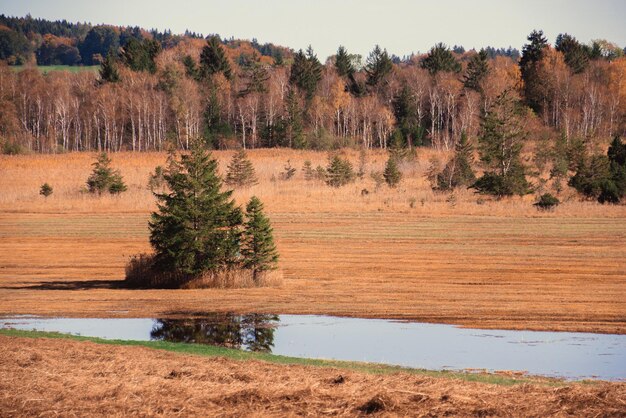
0 328 573 386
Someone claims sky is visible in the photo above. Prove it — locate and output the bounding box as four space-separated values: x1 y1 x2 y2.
2 0 625 60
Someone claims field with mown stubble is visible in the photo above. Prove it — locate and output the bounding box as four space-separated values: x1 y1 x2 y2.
0 150 625 333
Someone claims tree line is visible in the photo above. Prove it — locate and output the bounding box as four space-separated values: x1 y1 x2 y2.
0 18 624 160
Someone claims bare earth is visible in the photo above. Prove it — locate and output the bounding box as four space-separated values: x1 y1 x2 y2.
1 336 625 417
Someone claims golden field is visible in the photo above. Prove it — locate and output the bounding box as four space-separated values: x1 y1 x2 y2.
0 150 625 333
2 335 625 417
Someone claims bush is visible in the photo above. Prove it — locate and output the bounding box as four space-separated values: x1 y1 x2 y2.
86 152 127 195
534 193 560 210
280 160 296 180
147 165 165 191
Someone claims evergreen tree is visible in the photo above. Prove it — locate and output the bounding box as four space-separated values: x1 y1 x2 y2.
383 156 402 187
284 88 305 148
463 49 490 93
225 149 258 187
200 36 232 80
420 43 461 75
472 91 531 197
519 30 549 114
120 37 161 73
289 46 322 101
302 160 314 180
241 196 279 282
182 55 200 80
392 85 422 148
365 45 393 86
86 152 127 194
99 50 120 83
149 144 243 278
436 132 476 190
325 155 355 187
335 45 354 77
39 183 53 198
555 33 590 74
570 136 626 203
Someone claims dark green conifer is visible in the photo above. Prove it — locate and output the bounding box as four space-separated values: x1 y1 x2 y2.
149 143 242 278
436 132 476 190
325 155 355 187
86 152 127 194
335 45 354 77
200 36 232 80
420 43 461 75
383 156 402 188
241 196 279 283
99 50 120 83
225 149 258 187
39 183 53 198
463 49 490 93
365 45 393 86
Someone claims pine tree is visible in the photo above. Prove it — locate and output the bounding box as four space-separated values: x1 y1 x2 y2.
241 196 279 283
302 160 314 180
149 144 243 278
365 45 393 86
284 88 305 148
420 43 461 75
39 183 53 198
555 33 590 74
200 35 232 80
225 149 258 187
99 50 120 83
86 152 127 195
472 91 531 197
463 49 490 93
383 156 402 187
436 132 476 190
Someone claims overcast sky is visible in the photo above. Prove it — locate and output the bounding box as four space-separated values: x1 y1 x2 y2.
2 0 625 59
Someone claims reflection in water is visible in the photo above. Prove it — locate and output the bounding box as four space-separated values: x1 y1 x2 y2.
150 314 279 352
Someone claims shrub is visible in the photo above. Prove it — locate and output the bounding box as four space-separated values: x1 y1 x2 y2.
147 165 165 191
39 183 53 198
302 160 314 180
86 152 127 195
534 193 560 210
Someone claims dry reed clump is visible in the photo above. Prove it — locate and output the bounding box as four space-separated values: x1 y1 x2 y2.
124 253 283 289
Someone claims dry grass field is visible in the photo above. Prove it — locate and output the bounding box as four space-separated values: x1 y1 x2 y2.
2 335 625 417
0 150 625 333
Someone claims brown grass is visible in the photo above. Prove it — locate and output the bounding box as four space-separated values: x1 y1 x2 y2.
1 335 624 417
0 151 625 333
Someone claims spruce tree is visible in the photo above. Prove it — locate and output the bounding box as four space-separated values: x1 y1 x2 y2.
86 152 127 195
436 132 476 190
383 156 402 187
421 43 461 75
325 155 355 187
289 46 322 101
472 91 530 197
225 149 258 187
241 196 279 283
99 50 120 83
463 49 490 93
149 144 243 279
335 45 354 77
200 35 232 80
365 45 393 86
519 30 548 114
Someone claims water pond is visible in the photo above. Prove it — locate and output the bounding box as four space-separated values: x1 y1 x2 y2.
2 314 624 381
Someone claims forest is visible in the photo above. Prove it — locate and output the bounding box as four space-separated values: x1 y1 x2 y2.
0 15 625 201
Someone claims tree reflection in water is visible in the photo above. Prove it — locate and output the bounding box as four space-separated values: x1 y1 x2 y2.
150 313 279 352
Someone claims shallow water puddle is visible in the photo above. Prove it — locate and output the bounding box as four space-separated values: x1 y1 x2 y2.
2 314 625 381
